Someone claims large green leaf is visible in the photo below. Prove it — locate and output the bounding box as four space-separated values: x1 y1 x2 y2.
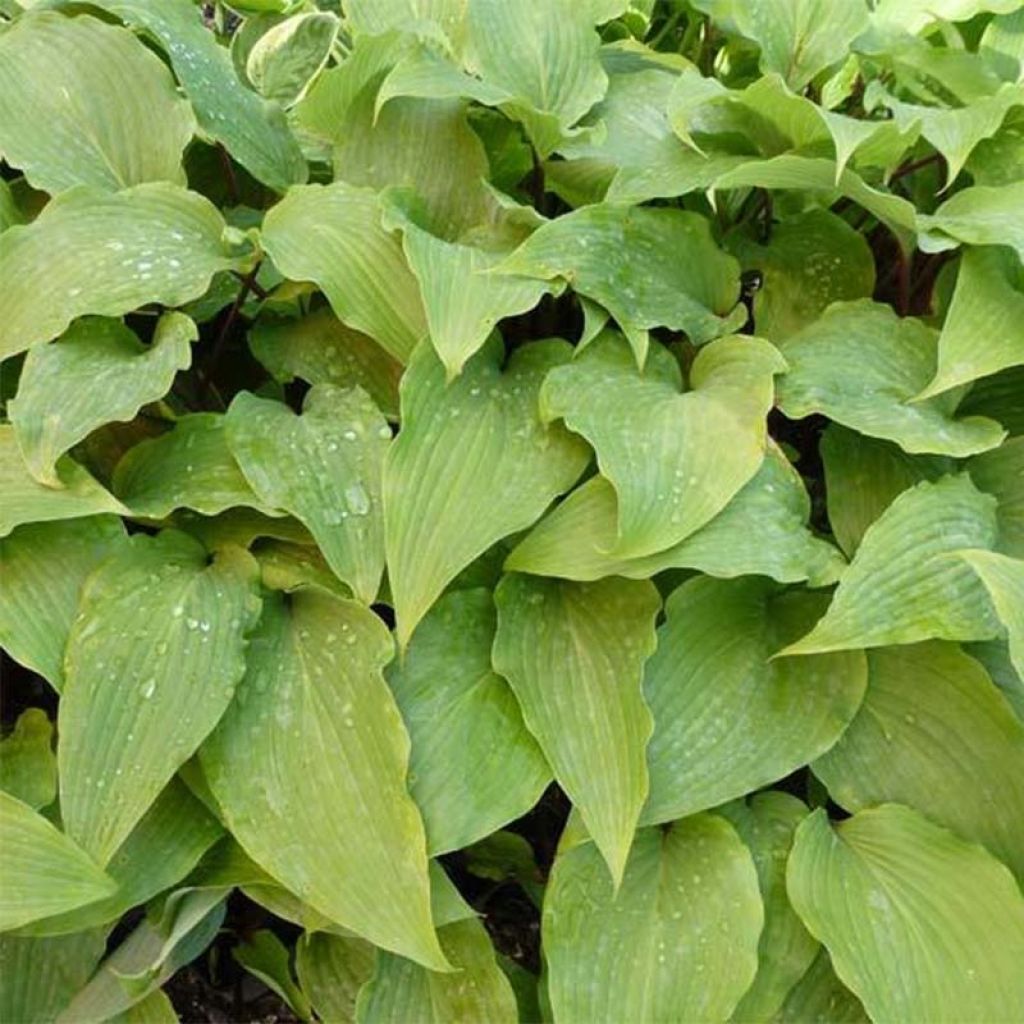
226 386 389 604
543 814 763 1023
775 300 1005 457
297 932 377 1024
786 804 1024 1023
772 949 868 1024
497 205 746 364
87 0 307 191
0 182 250 359
0 516 126 689
261 183 427 362
10 314 195 486
0 709 57 811
0 11 194 194
957 549 1024 680
919 181 1024 260
385 588 551 855
718 793 819 1023
540 332 784 557
782 475 1001 655
59 531 261 865
0 791 117 932
383 336 589 648
199 588 448 970
507 442 845 586
492 573 659 885
642 577 866 826
812 642 1024 879
344 0 469 48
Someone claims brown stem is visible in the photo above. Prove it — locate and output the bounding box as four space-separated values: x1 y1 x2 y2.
889 151 943 182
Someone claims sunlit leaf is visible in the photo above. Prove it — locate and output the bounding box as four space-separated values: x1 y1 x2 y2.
919 181 1024 259
246 12 339 107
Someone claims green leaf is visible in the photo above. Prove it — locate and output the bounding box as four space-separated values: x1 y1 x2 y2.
786 804 1024 1023
776 300 1006 458
919 181 1024 260
0 708 56 811
0 516 127 689
772 949 868 1024
0 427 129 539
497 205 746 363
718 793 819 1023
970 436 1024 557
812 641 1024 880
249 307 403 420
297 932 377 1024
385 588 551 854
384 336 589 648
261 183 427 362
917 247 1024 399
782 475 1001 655
507 442 845 587
543 814 763 1023
643 578 866 826
344 0 469 49
246 12 340 107
540 332 784 557
86 0 308 191
0 182 250 360
492 573 659 885
234 931 313 1021
10 314 195 486
59 531 261 865
0 791 117 932
960 366 1024 437
957 549 1024 680
109 988 179 1024
226 386 389 604
199 588 448 970
0 11 195 194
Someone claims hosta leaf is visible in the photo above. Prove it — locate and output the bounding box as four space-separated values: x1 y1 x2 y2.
718 793 819 1023
113 413 277 520
0 12 194 194
0 517 126 689
784 475 1002 655
0 708 56 811
497 206 746 363
234 930 313 1021
970 436 1024 557
384 336 589 648
344 0 469 49
59 531 261 865
0 791 117 932
507 443 845 586
385 588 551 855
642 578 866 826
960 366 1024 437
776 300 1006 457
86 0 307 191
957 549 1024 679
246 12 339 107
0 427 129 538
540 332 784 557
543 814 763 1023
813 642 1024 879
10 314 195 486
254 539 351 598
492 574 660 885
0 182 250 359
297 932 377 1024
199 589 448 970
919 182 1024 260
773 950 868 1024
226 387 389 604
917 246 1024 399
786 804 1024 1023
249 307 403 420
261 183 427 362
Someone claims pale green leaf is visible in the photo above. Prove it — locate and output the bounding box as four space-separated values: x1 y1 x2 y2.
344 0 470 51
0 182 250 360
776 300 1006 457
385 588 551 854
261 183 427 362
59 531 261 865
254 539 352 598
297 932 377 1024
199 589 448 970
109 988 179 1024
786 804 1024 1023
643 578 866 826
540 332 784 557
782 475 1001 655
871 0 1022 34
544 814 763 1023
247 13 339 107
919 181 1024 260
813 641 1024 879
384 336 589 648
10 314 195 486
0 11 194 193
87 0 308 191
957 549 1024 680
0 708 56 811
492 573 659 885
0 791 117 932
226 387 389 604
772 950 868 1024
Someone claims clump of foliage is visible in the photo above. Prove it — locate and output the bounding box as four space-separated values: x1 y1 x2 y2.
1 0 1024 1020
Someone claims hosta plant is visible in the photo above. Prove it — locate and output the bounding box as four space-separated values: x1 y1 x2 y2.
2 0 1024 1021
